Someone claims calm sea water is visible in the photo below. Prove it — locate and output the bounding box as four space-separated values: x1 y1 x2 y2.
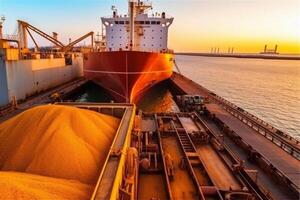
136 81 179 113
175 55 300 139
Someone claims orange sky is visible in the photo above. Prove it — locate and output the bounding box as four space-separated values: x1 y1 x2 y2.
159 0 300 54
1 0 300 54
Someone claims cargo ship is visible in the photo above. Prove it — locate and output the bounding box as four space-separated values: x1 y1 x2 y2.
83 0 174 103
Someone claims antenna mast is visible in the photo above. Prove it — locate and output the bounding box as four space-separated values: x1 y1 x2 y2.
0 15 5 38
129 1 135 51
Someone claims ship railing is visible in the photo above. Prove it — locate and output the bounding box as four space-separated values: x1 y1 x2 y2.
217 96 285 135
208 93 300 160
19 52 63 60
192 112 276 200
207 112 300 195
102 13 173 19
174 73 300 159
0 34 18 41
214 94 300 143
100 49 174 54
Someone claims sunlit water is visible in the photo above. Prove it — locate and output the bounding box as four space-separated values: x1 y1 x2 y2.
136 81 179 113
175 55 300 139
67 81 179 112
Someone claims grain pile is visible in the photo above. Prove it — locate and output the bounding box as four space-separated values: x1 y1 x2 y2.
0 172 93 200
0 105 120 199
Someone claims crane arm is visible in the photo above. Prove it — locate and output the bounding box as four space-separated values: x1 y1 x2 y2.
18 20 65 48
63 31 94 52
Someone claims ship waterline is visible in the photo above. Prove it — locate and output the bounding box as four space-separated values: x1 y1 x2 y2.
83 51 174 103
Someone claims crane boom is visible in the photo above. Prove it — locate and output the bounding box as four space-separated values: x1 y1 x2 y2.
63 31 94 52
17 20 94 53
18 20 65 48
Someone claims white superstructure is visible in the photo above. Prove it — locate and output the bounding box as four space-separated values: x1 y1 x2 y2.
102 0 173 52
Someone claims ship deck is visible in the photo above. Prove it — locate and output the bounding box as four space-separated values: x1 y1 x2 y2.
169 72 300 199
134 112 269 200
0 72 299 200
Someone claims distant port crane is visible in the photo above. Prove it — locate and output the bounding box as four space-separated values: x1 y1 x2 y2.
260 44 278 54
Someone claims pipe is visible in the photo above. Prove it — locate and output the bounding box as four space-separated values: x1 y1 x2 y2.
0 25 2 38
129 1 135 51
264 45 267 53
18 21 28 49
52 32 58 41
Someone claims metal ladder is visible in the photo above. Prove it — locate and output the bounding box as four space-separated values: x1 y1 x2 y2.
170 117 207 200
173 114 224 200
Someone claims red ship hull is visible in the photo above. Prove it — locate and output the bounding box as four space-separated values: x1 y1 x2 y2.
83 51 174 103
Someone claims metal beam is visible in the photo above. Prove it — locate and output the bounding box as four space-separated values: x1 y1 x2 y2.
18 20 65 48
62 31 94 52
25 27 39 50
17 20 94 53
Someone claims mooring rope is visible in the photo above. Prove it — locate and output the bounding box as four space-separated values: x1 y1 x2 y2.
173 59 182 74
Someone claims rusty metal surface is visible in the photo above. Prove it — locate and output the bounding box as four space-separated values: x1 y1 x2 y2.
155 113 267 200
201 115 297 200
206 103 300 187
196 144 241 191
171 72 299 150
178 116 199 133
141 118 157 132
170 72 300 192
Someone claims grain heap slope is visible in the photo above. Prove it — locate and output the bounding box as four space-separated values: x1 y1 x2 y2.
0 105 120 199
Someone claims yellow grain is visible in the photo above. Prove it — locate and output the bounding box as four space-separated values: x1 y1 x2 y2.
0 105 120 198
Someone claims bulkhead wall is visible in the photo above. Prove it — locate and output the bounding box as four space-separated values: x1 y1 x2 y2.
4 55 83 103
0 60 9 107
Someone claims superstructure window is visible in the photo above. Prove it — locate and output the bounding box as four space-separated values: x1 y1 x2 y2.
126 21 129 24
145 21 150 25
135 21 147 25
119 21 124 24
115 21 119 24
156 21 161 25
151 21 156 25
